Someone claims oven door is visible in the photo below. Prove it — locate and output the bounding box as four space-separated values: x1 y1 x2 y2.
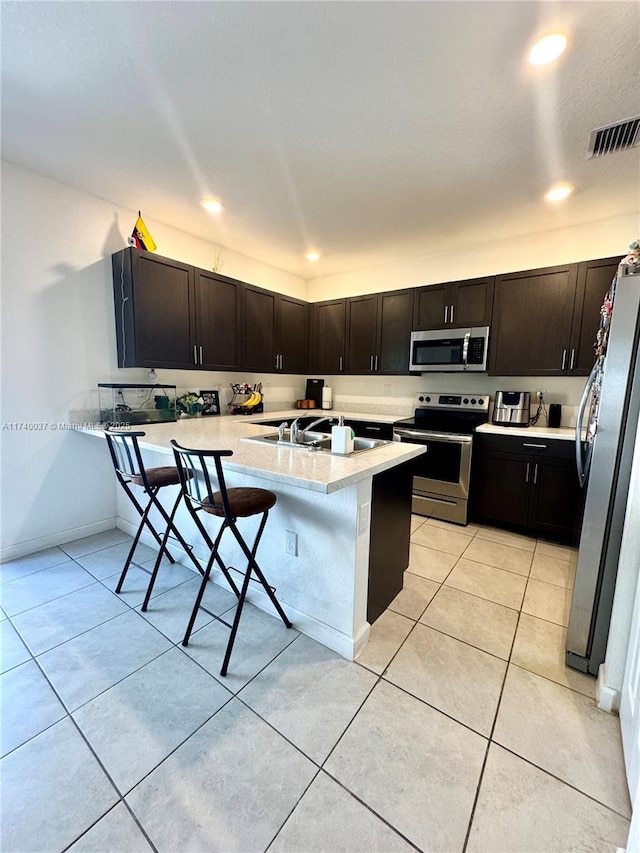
393 429 473 500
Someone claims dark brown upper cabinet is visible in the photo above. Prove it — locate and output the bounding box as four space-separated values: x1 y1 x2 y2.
112 249 243 371
308 298 347 375
489 263 579 376
490 257 619 377
569 256 620 375
346 290 414 375
276 293 308 374
413 277 494 330
112 248 195 369
241 284 308 373
194 269 242 371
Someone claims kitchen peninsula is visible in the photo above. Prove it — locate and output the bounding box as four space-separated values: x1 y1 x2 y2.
83 412 424 659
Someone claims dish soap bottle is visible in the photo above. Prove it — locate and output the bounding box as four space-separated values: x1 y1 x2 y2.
331 415 355 454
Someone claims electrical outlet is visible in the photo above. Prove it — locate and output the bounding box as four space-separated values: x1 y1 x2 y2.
536 388 547 400
285 530 298 556
383 384 392 396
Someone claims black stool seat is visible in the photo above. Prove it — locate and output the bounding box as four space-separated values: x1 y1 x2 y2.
203 488 276 518
161 440 292 676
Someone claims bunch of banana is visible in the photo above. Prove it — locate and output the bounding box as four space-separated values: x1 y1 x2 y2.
244 390 262 408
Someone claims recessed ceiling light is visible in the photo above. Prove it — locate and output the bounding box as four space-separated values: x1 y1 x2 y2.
529 33 567 66
201 198 224 213
545 183 574 203
305 252 320 262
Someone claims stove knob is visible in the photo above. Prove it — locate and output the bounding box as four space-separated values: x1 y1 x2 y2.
463 398 469 404
418 396 424 402
478 398 484 406
425 396 431 403
471 398 477 404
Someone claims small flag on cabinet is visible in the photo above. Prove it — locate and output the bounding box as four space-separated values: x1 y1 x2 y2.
129 211 157 252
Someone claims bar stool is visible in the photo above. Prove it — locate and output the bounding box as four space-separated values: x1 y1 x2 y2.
103 429 203 602
151 439 292 676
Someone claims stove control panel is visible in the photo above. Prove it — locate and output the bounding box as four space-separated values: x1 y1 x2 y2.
415 393 489 412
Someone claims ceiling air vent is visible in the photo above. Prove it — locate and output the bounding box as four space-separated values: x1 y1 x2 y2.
587 116 640 158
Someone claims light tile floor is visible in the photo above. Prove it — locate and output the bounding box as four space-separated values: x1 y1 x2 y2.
0 520 631 852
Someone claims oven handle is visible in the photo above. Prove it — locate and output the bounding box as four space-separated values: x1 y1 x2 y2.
393 428 473 444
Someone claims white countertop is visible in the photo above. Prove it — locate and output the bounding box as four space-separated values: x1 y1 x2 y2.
86 412 423 495
476 423 576 441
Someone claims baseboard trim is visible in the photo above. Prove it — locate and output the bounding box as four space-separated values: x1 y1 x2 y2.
1 517 118 563
597 663 620 713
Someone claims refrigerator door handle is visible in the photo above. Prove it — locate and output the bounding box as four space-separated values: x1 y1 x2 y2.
576 360 600 487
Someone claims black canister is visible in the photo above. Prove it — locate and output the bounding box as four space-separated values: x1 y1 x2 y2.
548 403 562 428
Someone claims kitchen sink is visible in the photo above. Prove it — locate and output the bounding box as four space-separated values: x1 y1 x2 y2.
242 431 390 455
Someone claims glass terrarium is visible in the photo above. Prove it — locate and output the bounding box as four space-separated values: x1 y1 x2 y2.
98 383 177 426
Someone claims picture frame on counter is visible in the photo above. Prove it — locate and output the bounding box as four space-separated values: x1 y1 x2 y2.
200 390 221 416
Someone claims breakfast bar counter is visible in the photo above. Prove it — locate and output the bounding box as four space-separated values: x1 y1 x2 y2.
83 414 424 660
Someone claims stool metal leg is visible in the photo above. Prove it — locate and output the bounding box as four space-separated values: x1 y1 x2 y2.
181 522 228 646
140 489 203 610
115 486 176 594
221 511 292 677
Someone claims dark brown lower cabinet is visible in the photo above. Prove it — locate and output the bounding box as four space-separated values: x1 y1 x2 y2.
470 434 584 542
367 461 413 623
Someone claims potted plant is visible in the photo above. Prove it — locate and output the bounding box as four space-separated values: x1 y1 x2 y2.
176 392 204 417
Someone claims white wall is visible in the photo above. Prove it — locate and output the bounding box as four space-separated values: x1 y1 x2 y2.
307 213 635 300
0 162 306 559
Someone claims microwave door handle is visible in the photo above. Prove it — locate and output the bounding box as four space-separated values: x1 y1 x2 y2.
462 332 471 370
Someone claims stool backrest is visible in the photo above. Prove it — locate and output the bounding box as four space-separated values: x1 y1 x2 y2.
104 429 149 488
170 440 234 519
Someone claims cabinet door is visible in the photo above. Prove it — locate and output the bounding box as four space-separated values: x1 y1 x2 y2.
378 290 413 374
569 257 620 375
194 270 241 371
277 295 308 374
242 285 276 371
309 299 346 374
471 445 530 526
346 294 379 373
127 250 194 369
413 284 448 330
528 456 583 541
452 277 494 328
490 264 579 376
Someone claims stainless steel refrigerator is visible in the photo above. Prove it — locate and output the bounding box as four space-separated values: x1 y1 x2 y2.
567 264 640 675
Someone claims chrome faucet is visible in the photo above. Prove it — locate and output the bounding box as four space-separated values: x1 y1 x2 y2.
290 415 334 443
277 421 289 441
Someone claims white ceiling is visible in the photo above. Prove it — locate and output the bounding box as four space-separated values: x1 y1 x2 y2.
2 1 639 279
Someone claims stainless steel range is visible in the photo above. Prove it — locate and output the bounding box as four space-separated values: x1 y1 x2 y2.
393 392 489 525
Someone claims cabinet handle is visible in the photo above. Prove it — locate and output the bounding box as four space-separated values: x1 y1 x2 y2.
444 305 448 324
525 462 530 483
274 354 279 369
339 356 343 371
523 443 547 449
280 354 283 370
570 348 576 370
365 426 381 432
533 463 539 485
193 345 198 365
370 355 374 371
375 355 379 371
199 345 203 365
450 304 454 324
561 349 567 370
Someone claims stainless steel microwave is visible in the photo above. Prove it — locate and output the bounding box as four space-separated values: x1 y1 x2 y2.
409 327 490 372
